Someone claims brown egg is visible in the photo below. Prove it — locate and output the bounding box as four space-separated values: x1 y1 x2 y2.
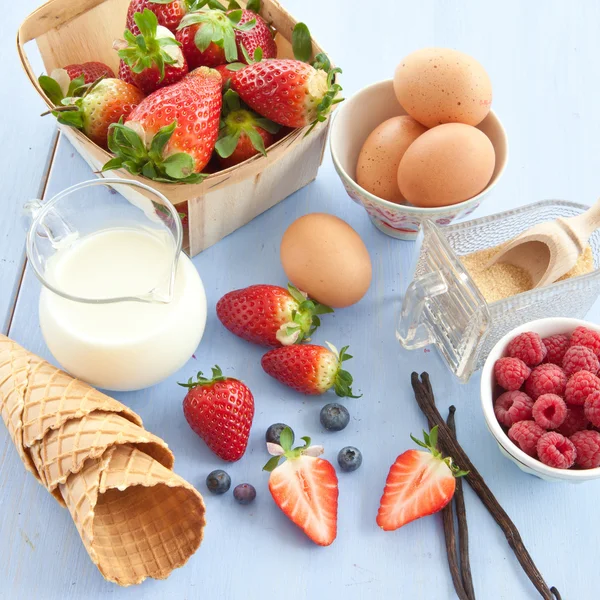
394 48 492 128
355 116 427 204
280 214 372 308
397 123 495 208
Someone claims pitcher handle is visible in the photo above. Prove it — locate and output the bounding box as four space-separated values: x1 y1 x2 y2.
397 271 448 349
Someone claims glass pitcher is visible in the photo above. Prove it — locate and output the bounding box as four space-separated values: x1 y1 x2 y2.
25 178 207 392
397 200 600 382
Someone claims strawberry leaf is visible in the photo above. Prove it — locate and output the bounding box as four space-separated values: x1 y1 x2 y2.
194 22 215 52
102 156 125 172
215 131 241 158
149 121 177 158
279 426 294 452
263 455 282 472
255 117 280 134
38 75 65 105
228 0 241 7
55 109 84 128
312 52 331 72
67 75 86 97
245 126 266 156
163 152 196 178
292 23 312 63
246 0 261 13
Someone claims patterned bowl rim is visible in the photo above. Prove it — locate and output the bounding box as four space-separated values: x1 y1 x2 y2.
481 317 600 481
329 78 509 217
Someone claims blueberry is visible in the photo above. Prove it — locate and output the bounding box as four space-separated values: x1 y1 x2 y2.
206 469 231 494
266 423 294 445
233 483 257 505
320 403 350 431
337 446 362 472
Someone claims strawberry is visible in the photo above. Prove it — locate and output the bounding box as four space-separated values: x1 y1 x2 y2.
126 0 188 34
103 66 222 183
214 63 234 89
180 366 254 461
376 427 467 531
116 9 189 95
216 283 331 347
264 427 338 546
53 61 115 90
230 58 342 129
176 8 256 68
232 5 277 63
261 343 359 397
215 90 279 168
118 59 137 87
41 78 144 149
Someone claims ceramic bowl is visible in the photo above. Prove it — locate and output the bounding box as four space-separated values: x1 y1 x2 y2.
330 79 508 240
481 317 600 482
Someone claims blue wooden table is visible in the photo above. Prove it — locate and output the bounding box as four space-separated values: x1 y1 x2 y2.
2 1 599 598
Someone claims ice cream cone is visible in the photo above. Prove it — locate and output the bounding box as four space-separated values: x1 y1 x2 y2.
31 411 175 494
60 444 206 586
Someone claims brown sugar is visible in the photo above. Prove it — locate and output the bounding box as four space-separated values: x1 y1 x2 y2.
460 244 595 304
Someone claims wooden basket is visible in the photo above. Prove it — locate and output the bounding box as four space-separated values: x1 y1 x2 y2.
17 0 333 256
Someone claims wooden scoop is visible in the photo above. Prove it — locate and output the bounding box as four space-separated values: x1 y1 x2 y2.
486 198 600 289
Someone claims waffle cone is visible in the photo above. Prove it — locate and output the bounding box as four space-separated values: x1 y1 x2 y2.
60 444 206 586
31 411 174 495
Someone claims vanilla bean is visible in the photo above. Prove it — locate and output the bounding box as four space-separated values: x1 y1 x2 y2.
411 372 562 600
447 406 476 600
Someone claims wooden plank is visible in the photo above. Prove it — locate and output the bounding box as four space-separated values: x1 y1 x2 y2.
0 0 60 335
2 1 600 599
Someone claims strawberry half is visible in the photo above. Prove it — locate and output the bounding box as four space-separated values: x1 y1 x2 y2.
229 58 342 130
180 365 254 462
103 66 222 182
215 89 279 168
376 427 467 531
41 77 144 149
264 427 338 546
217 283 332 347
126 0 188 34
261 343 359 397
116 9 189 95
176 8 256 68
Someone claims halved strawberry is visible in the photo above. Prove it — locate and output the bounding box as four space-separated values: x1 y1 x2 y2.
264 427 338 546
116 9 188 94
376 427 467 531
215 89 279 168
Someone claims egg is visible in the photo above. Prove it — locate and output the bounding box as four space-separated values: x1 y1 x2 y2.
393 48 492 128
280 214 372 308
356 116 427 204
397 123 495 208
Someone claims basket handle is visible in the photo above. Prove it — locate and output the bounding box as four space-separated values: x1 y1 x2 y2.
17 0 112 109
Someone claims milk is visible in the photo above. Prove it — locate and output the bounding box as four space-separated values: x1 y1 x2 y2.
39 228 206 391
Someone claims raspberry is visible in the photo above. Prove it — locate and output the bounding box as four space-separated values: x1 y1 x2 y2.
536 431 576 469
571 326 600 357
508 420 544 457
506 332 547 366
494 357 531 391
542 334 570 365
570 430 600 469
494 391 534 427
532 394 567 429
525 363 567 400
584 390 600 427
564 370 600 405
556 406 589 437
562 345 600 377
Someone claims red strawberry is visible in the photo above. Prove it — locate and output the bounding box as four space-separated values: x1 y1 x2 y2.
116 9 188 95
230 58 342 129
126 0 188 34
118 59 138 87
217 283 331 346
264 427 338 546
42 78 144 149
377 427 466 531
232 8 277 63
180 366 254 462
215 89 279 168
214 63 235 89
261 343 359 397
62 61 115 84
103 66 222 182
176 8 256 68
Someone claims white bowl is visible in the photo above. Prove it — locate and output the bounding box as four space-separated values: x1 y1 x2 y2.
330 79 508 240
481 317 600 482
